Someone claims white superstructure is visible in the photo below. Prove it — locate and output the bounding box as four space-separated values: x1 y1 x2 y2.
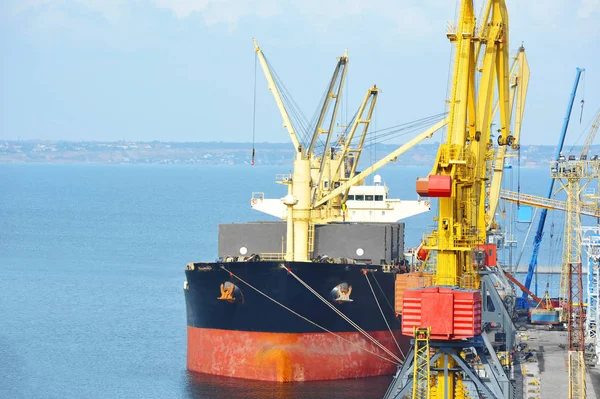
251 175 430 223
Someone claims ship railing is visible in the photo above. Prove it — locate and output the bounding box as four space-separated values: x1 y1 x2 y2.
251 192 264 207
276 174 292 185
251 192 264 206
259 252 286 261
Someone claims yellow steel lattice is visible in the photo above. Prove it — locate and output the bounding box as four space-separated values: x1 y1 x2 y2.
568 351 586 399
412 327 431 399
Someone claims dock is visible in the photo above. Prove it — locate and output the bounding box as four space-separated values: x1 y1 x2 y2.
516 328 598 399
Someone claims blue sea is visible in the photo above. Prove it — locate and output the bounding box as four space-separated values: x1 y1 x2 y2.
0 163 583 398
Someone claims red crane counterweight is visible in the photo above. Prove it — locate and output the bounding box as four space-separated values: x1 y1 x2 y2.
402 287 482 340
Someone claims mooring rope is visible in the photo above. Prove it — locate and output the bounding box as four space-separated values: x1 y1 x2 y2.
280 265 403 364
219 266 399 365
363 270 405 358
371 271 396 314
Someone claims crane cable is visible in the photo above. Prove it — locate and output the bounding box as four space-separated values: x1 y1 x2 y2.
360 113 448 149
363 271 404 357
517 141 521 207
252 51 257 166
219 265 400 364
580 69 586 123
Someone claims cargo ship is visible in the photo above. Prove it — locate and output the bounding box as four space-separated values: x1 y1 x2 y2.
184 184 429 382
183 41 448 382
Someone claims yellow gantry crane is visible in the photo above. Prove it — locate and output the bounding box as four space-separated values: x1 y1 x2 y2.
421 0 513 290
386 0 522 398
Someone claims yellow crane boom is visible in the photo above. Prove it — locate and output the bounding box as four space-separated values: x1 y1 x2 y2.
420 0 513 288
310 51 349 206
253 39 302 152
332 85 379 202
313 118 448 208
486 47 530 230
581 108 600 158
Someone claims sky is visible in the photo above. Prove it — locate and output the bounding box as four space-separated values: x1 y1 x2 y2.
0 0 599 145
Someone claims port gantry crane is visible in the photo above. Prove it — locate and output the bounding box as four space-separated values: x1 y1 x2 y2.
253 39 448 262
501 107 600 399
550 153 599 399
549 108 600 399
384 0 521 398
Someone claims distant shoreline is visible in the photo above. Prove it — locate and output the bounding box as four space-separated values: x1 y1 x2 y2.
1 140 590 167
0 161 551 169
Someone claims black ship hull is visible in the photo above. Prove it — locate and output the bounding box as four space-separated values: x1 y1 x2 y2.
185 260 408 381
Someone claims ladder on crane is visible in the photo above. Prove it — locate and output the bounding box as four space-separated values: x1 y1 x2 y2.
412 327 431 399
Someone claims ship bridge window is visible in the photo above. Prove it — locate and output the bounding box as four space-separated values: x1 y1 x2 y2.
355 195 364 201
365 195 374 201
347 195 355 200
375 195 384 201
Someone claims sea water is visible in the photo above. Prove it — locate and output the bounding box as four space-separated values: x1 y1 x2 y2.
0 163 577 398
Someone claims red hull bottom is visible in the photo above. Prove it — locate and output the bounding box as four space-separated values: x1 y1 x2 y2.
187 326 407 382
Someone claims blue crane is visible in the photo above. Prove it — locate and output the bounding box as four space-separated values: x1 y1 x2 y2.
516 67 585 309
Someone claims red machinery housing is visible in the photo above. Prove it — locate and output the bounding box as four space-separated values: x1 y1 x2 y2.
402 287 482 340
416 175 452 198
475 243 497 267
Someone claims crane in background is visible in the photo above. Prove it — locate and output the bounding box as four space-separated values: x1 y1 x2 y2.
502 107 600 399
550 156 599 399
516 68 585 309
551 108 600 399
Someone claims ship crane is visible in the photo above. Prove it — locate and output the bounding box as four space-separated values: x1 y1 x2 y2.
385 0 521 398
253 40 448 262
